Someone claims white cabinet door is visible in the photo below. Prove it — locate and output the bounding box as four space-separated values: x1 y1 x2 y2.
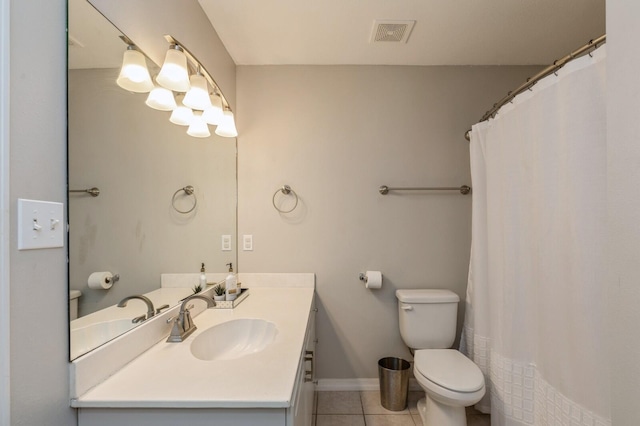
288 299 316 426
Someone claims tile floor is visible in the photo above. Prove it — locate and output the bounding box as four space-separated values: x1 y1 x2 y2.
314 391 490 426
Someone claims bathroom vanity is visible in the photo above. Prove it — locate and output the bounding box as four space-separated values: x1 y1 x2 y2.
71 275 316 426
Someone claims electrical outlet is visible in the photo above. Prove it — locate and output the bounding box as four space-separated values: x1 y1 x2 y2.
243 235 253 251
221 235 231 251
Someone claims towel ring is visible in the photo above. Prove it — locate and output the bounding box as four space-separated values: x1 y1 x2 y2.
172 185 197 214
272 185 298 213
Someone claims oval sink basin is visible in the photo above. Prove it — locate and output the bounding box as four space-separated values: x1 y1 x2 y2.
190 319 278 361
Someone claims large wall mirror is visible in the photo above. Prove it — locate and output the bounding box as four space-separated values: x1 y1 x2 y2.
68 0 237 360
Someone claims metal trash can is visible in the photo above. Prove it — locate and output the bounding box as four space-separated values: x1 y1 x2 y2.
378 357 411 411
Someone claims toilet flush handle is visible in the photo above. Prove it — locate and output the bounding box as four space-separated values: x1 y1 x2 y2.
400 304 413 311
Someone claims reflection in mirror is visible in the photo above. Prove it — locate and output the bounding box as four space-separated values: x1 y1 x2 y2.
68 0 237 360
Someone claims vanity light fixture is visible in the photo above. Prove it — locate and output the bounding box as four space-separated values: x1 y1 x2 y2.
202 92 223 125
187 112 211 138
116 34 238 138
145 86 177 111
116 46 154 93
156 44 190 92
170 106 195 126
161 35 237 138
215 107 238 138
182 70 212 111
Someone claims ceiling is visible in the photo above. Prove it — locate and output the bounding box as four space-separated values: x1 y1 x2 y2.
198 0 605 66
69 0 606 69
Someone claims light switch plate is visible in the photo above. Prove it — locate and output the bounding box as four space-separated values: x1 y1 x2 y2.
18 199 64 250
243 235 253 251
221 235 231 251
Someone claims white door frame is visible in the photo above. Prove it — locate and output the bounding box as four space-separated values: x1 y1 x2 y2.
0 0 10 423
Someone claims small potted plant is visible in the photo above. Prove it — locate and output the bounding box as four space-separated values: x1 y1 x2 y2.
213 284 226 301
192 283 203 294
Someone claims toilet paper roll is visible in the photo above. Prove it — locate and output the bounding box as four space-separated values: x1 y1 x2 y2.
88 271 113 290
365 271 383 289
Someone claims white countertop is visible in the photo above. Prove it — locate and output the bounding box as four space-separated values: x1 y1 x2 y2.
72 286 314 409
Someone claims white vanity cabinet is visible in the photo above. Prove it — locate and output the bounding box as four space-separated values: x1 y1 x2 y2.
287 301 316 426
75 286 316 426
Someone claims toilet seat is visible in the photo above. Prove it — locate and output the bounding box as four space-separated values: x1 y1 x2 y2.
414 349 484 392
413 349 485 407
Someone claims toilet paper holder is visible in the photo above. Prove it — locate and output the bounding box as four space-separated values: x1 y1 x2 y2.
87 271 120 290
358 271 383 289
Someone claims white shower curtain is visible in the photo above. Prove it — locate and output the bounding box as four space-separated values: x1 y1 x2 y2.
462 46 609 426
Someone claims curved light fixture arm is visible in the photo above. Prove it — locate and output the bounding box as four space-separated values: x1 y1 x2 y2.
163 35 231 113
118 35 135 47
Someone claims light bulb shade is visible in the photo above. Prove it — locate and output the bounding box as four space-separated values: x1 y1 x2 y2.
187 113 211 138
169 106 194 126
215 110 238 138
116 49 153 93
145 87 177 111
156 46 190 92
182 74 212 110
202 94 223 125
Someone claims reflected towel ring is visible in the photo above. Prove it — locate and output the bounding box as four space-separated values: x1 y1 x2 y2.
272 185 298 213
172 185 197 214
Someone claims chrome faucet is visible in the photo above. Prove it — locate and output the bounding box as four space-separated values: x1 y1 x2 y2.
117 295 156 323
155 304 170 314
166 294 215 342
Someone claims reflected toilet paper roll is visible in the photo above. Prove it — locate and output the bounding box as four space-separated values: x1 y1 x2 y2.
364 270 382 289
88 271 114 290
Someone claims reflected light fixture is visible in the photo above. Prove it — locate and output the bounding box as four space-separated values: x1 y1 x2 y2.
145 86 177 111
202 93 223 125
215 108 238 138
187 112 211 138
156 45 190 92
116 46 153 93
170 106 194 126
183 71 212 111
116 34 238 138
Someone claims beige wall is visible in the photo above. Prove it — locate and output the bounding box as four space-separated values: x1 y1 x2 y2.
9 0 74 424
68 68 236 316
607 2 640 424
236 65 538 378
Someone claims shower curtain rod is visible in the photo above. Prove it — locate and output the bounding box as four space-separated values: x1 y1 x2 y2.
464 34 606 141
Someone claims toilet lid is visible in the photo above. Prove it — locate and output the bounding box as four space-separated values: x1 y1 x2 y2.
414 349 484 393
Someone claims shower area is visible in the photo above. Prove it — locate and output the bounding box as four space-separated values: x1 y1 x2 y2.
462 38 609 425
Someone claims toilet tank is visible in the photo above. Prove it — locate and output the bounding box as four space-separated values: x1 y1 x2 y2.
69 290 82 320
396 289 459 350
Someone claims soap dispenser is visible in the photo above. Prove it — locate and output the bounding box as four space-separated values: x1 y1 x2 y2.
199 263 207 291
225 263 237 301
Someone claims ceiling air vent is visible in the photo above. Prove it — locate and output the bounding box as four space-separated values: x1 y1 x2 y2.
370 20 415 44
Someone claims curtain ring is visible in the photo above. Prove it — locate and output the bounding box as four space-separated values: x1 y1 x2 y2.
272 185 298 213
172 185 197 214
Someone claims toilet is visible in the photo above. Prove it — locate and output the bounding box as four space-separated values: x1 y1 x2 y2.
396 289 485 426
69 290 82 320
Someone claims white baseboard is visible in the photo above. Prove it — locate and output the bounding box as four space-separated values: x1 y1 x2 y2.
316 378 422 392
316 378 379 391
